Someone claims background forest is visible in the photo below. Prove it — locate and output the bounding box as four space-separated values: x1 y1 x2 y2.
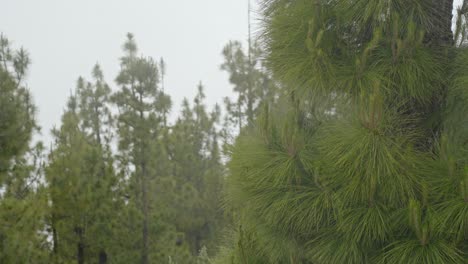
2 0 468 264
0 27 276 262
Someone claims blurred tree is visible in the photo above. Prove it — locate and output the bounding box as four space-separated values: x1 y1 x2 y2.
167 83 225 257
46 83 118 263
0 34 37 182
220 40 279 136
76 65 117 263
112 33 191 264
0 34 48 263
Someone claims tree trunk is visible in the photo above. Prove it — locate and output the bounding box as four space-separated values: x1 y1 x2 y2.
75 227 85 264
99 250 107 264
427 0 454 46
52 227 58 255
141 160 149 264
77 242 84 264
138 99 150 264
51 215 59 260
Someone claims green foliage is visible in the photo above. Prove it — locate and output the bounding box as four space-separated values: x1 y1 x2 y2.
0 34 37 180
112 33 191 264
166 83 225 257
221 40 279 135
0 30 229 263
110 34 225 263
219 1 467 263
0 193 49 263
0 35 47 263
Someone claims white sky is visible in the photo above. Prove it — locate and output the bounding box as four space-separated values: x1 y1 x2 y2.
1 0 261 144
0 0 463 145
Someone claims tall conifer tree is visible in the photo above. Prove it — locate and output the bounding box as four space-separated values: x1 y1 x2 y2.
168 83 225 256
221 39 278 141
0 35 47 263
46 65 117 264
76 65 116 263
112 33 191 263
219 1 467 263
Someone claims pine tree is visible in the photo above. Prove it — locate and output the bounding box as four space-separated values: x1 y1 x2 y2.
46 96 89 263
0 143 49 263
112 33 191 263
219 0 467 263
0 34 48 263
46 96 106 263
112 33 158 264
46 66 118 263
220 40 278 135
167 83 225 257
159 58 171 128
75 65 116 264
0 34 37 182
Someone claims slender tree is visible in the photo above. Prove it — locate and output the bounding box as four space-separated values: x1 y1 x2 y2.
46 95 93 263
159 58 171 128
167 83 225 257
113 33 156 264
76 65 116 264
220 40 278 138
46 67 117 263
112 33 189 263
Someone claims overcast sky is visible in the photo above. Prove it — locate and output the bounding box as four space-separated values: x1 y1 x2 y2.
1 0 261 144
1 0 463 145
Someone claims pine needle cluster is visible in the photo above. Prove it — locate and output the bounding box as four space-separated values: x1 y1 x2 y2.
217 1 468 263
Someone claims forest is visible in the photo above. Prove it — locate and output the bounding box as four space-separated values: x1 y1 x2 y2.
1 0 468 263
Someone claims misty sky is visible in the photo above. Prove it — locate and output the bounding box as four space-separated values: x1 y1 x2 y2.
1 0 260 144
0 0 463 145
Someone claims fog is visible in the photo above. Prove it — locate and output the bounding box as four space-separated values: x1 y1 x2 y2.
1 0 259 144
2 1 466 263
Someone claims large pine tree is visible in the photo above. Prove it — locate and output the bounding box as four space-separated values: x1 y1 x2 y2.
46 81 117 263
112 33 193 263
75 65 116 263
219 0 467 263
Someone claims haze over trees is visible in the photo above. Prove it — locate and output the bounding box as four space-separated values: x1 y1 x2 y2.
0 26 275 262
1 0 468 263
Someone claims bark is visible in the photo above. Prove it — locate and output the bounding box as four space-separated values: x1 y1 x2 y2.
52 227 58 255
77 242 84 264
75 227 85 264
141 159 149 264
426 0 454 46
51 214 59 259
137 90 150 264
99 250 108 264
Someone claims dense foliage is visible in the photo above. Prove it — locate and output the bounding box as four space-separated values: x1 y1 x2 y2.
217 0 468 263
0 28 276 262
2 1 468 263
